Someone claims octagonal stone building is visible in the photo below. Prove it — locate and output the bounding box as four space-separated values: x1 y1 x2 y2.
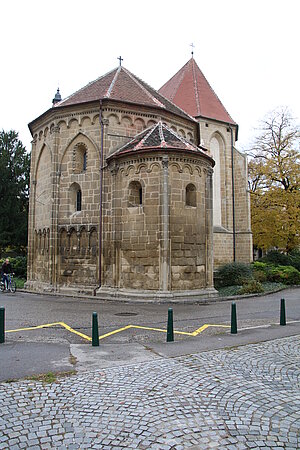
26 58 252 300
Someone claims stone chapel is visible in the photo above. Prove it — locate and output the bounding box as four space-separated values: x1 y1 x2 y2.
26 57 252 300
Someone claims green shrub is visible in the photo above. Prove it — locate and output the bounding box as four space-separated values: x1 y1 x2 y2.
260 250 290 266
0 256 27 278
238 279 264 294
259 249 300 271
252 261 268 270
252 260 300 285
15 277 26 289
268 265 300 285
253 270 267 282
252 261 270 282
214 262 253 287
288 249 300 272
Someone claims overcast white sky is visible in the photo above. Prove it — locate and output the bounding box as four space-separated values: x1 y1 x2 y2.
1 0 299 152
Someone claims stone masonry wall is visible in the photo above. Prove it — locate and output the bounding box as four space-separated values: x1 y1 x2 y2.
111 157 161 290
169 158 208 290
213 232 234 267
31 139 52 283
28 101 198 292
233 148 253 263
198 119 252 267
103 152 213 293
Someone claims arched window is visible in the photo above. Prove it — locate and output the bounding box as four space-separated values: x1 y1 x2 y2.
69 182 82 214
210 135 223 226
128 181 143 207
83 151 87 171
76 189 82 211
186 183 196 207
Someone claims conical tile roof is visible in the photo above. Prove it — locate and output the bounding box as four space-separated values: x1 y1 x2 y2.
54 66 194 122
107 121 212 162
159 58 236 125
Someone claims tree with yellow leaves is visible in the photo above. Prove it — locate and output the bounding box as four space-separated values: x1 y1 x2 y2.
248 108 300 252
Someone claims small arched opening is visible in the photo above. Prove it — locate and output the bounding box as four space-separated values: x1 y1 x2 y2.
69 182 82 214
128 181 143 207
73 143 88 173
186 183 196 207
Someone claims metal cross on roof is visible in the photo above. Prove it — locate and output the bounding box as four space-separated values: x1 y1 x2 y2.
190 43 195 57
118 56 123 66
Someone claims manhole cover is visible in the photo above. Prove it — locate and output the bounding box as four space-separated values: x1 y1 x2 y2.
114 312 138 317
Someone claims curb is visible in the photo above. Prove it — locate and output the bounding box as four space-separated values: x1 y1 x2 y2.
16 285 299 304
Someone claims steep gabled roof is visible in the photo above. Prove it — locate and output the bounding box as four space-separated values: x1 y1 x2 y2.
54 66 195 122
107 121 212 162
159 58 236 125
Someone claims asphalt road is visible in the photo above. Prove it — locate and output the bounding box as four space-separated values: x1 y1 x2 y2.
0 287 299 380
1 287 300 343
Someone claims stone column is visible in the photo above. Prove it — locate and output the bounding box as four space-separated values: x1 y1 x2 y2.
50 125 60 290
160 156 170 291
98 117 109 287
205 167 214 287
26 137 37 283
110 163 120 288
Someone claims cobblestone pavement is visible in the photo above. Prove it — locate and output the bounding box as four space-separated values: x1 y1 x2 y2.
0 336 299 450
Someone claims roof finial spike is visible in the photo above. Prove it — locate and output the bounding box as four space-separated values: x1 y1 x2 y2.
52 87 62 106
190 43 195 58
118 56 123 67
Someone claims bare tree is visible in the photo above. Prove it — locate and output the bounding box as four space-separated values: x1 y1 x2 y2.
248 108 300 251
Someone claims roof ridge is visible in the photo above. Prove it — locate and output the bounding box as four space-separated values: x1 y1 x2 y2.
158 122 167 148
191 59 201 116
56 67 118 107
164 122 196 151
108 121 204 159
158 58 236 125
159 60 189 99
111 123 157 155
135 123 159 151
122 67 166 109
118 67 195 121
192 60 235 122
104 66 121 98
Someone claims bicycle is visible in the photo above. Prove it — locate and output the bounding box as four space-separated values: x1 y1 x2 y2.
0 273 16 293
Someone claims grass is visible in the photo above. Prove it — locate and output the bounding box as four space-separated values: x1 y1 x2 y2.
261 281 286 291
26 370 76 384
4 370 77 384
69 355 77 365
217 285 243 297
26 372 57 383
217 281 286 297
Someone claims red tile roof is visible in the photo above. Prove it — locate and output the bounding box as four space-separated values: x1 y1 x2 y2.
159 58 236 125
55 66 194 122
107 121 212 162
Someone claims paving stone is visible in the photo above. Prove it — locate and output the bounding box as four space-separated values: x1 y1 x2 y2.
0 336 299 448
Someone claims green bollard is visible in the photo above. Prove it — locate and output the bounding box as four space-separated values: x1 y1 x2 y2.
231 302 237 334
0 307 5 344
167 308 174 342
92 312 99 346
280 298 286 326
